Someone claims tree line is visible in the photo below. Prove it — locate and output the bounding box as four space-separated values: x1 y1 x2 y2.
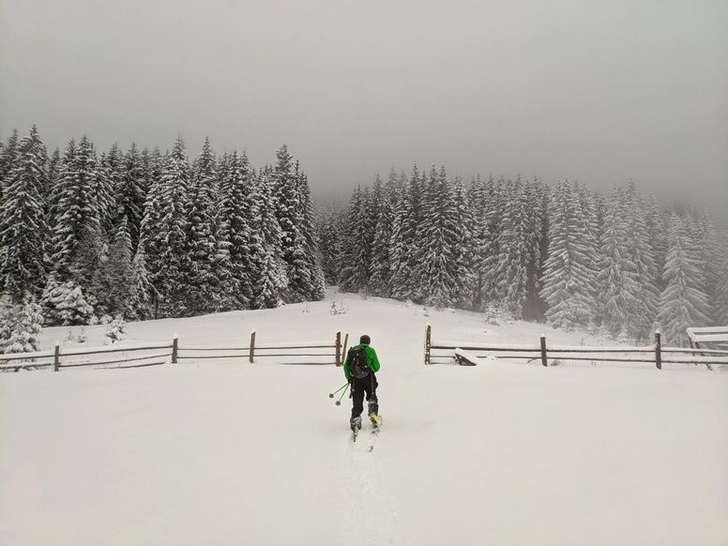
0 127 325 341
318 167 728 346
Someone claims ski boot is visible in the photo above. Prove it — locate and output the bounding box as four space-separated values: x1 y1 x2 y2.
369 412 382 429
350 416 362 441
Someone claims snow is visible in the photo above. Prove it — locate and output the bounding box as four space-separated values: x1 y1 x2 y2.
2 290 727 545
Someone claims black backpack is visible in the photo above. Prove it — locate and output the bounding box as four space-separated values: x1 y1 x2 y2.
348 346 370 379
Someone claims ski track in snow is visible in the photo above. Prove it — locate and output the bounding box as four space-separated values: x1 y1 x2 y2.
341 425 405 546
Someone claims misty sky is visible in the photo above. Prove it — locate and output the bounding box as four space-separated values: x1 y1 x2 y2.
1 0 726 208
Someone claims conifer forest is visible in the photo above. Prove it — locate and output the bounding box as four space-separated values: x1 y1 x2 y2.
319 167 728 346
1 126 727 351
0 127 324 352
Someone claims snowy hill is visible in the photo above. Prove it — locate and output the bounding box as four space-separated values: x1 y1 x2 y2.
2 291 727 546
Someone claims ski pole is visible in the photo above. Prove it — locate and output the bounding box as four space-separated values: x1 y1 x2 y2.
335 383 350 406
328 382 350 399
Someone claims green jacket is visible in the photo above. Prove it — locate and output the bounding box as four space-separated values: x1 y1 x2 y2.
343 344 381 382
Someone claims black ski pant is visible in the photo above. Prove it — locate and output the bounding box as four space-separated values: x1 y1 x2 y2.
350 373 378 420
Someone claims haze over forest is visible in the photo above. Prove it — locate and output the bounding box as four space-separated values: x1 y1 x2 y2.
1 0 726 213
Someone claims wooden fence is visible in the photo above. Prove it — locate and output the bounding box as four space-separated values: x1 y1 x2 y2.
1 331 346 372
424 323 728 370
0 341 173 372
176 330 345 366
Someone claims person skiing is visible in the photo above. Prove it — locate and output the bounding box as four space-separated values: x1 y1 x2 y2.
344 334 381 434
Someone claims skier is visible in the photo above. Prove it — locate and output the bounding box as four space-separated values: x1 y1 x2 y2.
344 334 381 434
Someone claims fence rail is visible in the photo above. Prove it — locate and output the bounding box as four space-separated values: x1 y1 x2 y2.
425 324 728 371
2 330 346 372
176 330 343 365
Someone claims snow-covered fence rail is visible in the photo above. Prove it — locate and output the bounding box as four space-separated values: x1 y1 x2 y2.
424 324 728 370
176 330 344 366
55 341 173 371
1 341 173 372
0 348 56 372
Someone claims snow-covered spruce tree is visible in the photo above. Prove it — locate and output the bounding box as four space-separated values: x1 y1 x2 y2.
691 212 722 322
0 126 49 299
421 166 459 308
293 164 325 300
43 136 100 323
595 187 638 337
97 144 122 234
622 182 659 341
185 137 220 314
0 129 20 195
389 166 425 302
644 195 668 294
129 245 154 320
140 146 163 199
216 150 254 309
115 142 147 250
523 178 549 321
368 170 399 297
316 204 344 287
469 175 502 310
451 176 477 309
40 275 94 326
272 145 307 303
250 167 287 308
140 136 191 318
656 213 712 346
45 147 61 223
96 217 134 317
48 136 101 280
539 180 599 330
338 186 373 293
0 296 44 354
105 315 127 344
494 177 533 319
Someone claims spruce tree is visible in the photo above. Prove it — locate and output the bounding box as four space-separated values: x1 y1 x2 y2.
622 182 659 340
657 213 712 346
44 135 100 324
389 166 424 302
452 176 477 309
495 177 531 318
368 171 398 297
97 144 122 234
140 136 191 317
116 142 146 250
540 180 598 330
421 166 459 308
129 245 154 320
185 137 219 314
0 126 49 299
595 187 636 337
0 129 20 191
250 167 287 308
217 150 254 309
338 186 371 293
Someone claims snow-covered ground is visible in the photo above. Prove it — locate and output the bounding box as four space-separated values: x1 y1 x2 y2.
2 291 727 546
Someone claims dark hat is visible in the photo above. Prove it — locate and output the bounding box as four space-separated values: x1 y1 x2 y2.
360 334 371 345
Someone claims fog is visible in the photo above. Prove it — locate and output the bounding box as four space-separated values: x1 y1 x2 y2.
1 0 726 209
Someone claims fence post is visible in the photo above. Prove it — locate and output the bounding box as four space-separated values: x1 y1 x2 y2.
335 331 342 366
54 342 61 372
424 323 432 365
249 330 256 363
172 334 178 364
540 334 548 367
655 331 662 370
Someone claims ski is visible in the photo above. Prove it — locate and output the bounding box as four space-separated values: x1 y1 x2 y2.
367 415 383 452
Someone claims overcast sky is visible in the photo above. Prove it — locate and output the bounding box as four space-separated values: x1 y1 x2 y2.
1 0 726 208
